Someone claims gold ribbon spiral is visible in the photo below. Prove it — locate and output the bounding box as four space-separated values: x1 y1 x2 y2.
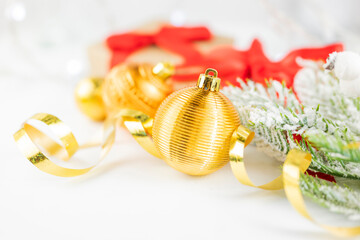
14 112 360 236
230 126 360 237
230 125 284 190
13 110 159 177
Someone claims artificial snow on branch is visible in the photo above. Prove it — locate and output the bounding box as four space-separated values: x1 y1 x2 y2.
222 71 360 220
223 79 360 178
300 173 360 220
295 56 360 136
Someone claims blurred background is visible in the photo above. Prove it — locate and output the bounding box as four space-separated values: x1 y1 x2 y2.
1 0 360 85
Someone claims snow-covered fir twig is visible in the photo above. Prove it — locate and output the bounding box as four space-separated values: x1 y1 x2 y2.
294 61 360 135
223 79 360 179
300 174 360 220
306 131 360 163
222 77 360 220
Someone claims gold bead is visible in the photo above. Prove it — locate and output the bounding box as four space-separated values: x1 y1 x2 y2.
102 62 174 118
152 68 241 175
75 77 106 121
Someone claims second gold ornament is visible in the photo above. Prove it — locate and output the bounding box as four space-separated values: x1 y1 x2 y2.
75 62 174 120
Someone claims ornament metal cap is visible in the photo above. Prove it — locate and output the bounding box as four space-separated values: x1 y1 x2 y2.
152 62 175 80
197 68 221 92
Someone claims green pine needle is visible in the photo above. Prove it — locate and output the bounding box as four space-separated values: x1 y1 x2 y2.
222 76 360 220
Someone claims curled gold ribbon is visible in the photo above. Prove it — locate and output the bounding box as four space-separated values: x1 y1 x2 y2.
229 125 284 190
284 149 360 237
14 112 360 236
345 142 360 150
230 126 360 237
14 110 159 177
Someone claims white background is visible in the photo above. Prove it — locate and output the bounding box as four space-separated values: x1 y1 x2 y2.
1 0 360 239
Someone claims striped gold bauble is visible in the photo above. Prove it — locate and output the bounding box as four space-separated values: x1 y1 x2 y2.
152 69 241 175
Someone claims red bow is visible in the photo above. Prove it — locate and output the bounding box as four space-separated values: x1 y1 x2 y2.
240 39 344 87
173 39 343 87
107 26 343 88
106 26 211 68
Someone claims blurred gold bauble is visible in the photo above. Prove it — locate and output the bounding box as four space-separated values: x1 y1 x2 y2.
75 77 106 121
102 62 174 118
152 69 241 176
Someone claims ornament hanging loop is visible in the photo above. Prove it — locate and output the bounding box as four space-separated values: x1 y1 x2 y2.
197 68 221 92
205 68 218 77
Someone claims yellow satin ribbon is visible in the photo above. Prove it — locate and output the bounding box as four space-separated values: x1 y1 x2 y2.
284 150 360 237
345 142 360 150
13 110 159 177
230 125 284 190
229 126 360 237
14 111 360 236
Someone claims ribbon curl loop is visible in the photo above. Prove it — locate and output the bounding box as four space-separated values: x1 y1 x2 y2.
284 149 360 237
229 125 284 190
229 124 360 237
14 110 160 177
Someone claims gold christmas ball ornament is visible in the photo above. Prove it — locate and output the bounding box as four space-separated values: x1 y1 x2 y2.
102 62 174 118
75 77 106 121
152 68 241 176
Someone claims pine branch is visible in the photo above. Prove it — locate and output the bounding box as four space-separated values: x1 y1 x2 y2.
300 173 360 220
295 66 360 135
222 77 360 220
223 79 360 179
306 131 360 163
